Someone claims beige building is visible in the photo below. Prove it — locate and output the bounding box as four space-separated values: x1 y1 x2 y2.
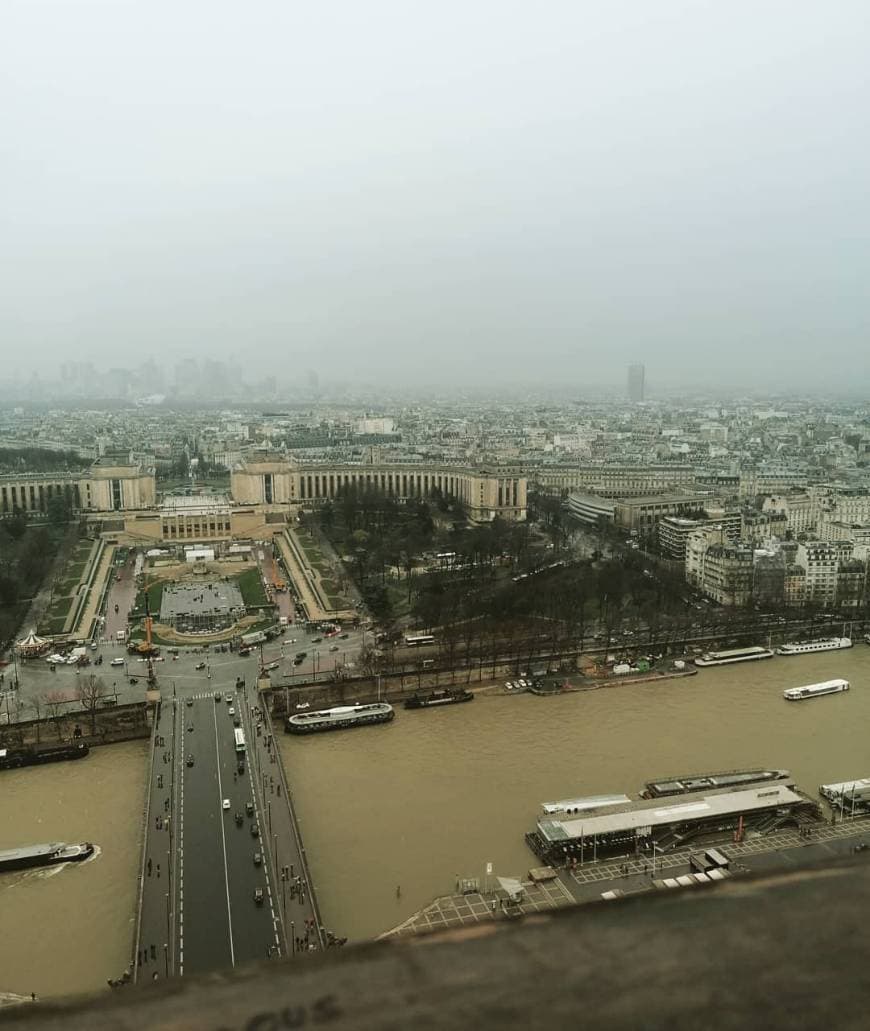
0 459 155 516
231 455 527 524
532 464 695 499
613 494 701 534
761 493 818 537
681 531 755 606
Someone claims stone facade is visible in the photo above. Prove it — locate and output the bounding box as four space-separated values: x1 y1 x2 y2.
231 456 527 524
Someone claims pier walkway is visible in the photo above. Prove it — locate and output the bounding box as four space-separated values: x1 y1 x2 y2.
383 815 870 938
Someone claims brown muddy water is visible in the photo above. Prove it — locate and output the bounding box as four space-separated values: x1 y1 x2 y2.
280 646 870 940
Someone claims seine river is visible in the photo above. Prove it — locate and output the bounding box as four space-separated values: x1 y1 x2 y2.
4 646 870 997
0 741 147 1000
281 645 870 941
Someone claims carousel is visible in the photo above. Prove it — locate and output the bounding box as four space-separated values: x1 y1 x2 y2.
15 628 51 658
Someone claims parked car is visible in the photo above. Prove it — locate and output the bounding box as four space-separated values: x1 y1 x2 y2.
186 755 195 767
250 824 260 838
253 851 262 866
110 657 124 667
222 799 230 810
246 802 254 816
253 887 264 905
195 662 206 671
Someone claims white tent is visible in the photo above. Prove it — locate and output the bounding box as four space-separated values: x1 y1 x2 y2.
16 628 50 655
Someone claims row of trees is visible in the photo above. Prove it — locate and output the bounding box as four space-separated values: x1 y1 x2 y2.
0 447 90 475
1 674 113 747
0 520 68 650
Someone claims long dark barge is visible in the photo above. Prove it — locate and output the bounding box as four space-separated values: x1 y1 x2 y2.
285 702 395 734
0 842 95 873
641 768 790 799
0 742 89 771
404 689 474 710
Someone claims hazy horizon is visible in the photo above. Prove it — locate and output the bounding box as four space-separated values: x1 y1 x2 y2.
3 1 869 393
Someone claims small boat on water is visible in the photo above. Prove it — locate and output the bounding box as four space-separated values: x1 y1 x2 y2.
0 742 89 772
284 702 394 734
0 842 94 873
777 637 852 656
641 768 790 799
693 646 774 667
404 689 474 710
783 678 849 701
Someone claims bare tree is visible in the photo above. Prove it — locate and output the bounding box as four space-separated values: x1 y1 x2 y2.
77 673 105 735
29 695 43 744
42 690 69 742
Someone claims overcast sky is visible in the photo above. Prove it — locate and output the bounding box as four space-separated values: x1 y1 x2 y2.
2 1 869 394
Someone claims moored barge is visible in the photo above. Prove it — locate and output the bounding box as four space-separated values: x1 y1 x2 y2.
0 742 89 771
694 646 774 667
642 768 790 799
404 689 474 710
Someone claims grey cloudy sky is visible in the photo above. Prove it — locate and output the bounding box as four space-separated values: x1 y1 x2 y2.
2 0 869 393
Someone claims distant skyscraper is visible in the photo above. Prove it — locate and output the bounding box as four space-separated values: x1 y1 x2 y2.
627 363 645 402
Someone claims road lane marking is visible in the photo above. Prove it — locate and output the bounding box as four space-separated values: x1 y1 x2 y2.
212 701 236 968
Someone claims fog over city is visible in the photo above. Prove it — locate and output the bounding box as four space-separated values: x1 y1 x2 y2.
2 0 870 395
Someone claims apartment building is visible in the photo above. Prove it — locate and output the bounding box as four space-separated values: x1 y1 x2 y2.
532 464 695 499
795 541 843 605
700 543 754 606
761 493 818 537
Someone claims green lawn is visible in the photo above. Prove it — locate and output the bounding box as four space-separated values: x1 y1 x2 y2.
236 567 269 608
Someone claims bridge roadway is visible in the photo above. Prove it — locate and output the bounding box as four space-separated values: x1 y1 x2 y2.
134 670 324 982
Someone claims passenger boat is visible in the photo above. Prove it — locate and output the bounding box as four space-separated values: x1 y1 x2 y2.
819 777 870 804
284 702 394 734
0 742 89 771
404 689 474 710
783 678 849 701
693 646 774 667
776 637 852 656
641 768 790 799
0 842 94 873
541 793 631 815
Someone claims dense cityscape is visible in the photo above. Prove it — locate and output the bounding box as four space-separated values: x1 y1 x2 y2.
2 374 870 1007
4 0 870 1025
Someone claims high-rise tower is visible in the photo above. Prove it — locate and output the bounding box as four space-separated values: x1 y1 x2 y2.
627 363 645 402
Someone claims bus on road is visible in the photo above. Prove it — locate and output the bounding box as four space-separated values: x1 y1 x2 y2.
233 728 246 754
404 633 435 647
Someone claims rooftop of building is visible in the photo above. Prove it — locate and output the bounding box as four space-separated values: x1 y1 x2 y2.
160 494 230 515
